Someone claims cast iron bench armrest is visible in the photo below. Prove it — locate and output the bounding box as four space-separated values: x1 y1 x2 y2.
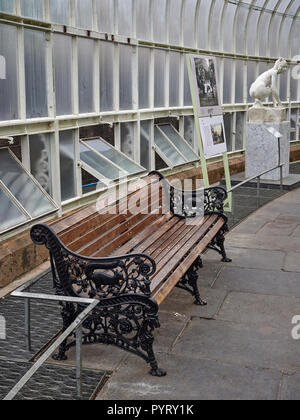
31 224 156 298
149 170 228 218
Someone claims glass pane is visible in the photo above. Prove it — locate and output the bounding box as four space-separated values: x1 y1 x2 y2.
118 0 132 36
100 41 114 112
121 122 134 159
59 130 76 201
153 0 167 43
80 143 124 180
154 50 166 108
24 29 48 118
0 187 28 233
184 116 195 149
139 47 150 109
78 38 94 114
0 149 55 218
154 127 186 166
97 0 114 33
137 0 151 40
85 138 143 174
50 0 70 25
158 125 198 161
29 134 52 196
21 0 44 20
140 120 151 170
0 0 13 13
0 23 18 121
119 45 133 111
169 52 180 107
54 34 72 116
75 0 93 29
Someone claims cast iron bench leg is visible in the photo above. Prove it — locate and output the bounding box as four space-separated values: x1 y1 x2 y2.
176 257 207 306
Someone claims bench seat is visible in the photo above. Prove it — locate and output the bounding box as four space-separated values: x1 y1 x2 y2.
30 171 231 376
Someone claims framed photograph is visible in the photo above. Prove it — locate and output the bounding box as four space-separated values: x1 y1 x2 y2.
189 54 222 117
199 115 227 158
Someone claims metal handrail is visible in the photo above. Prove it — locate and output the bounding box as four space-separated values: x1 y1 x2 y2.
3 275 99 400
227 136 284 198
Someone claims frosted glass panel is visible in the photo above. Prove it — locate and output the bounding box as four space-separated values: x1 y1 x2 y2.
97 0 114 33
100 41 114 111
76 0 93 29
158 125 198 161
0 187 29 232
80 143 124 180
184 116 195 148
184 63 192 106
140 120 151 170
154 50 166 108
0 0 13 13
169 52 180 107
183 0 197 47
54 34 72 116
24 29 48 118
59 130 76 201
50 0 70 25
0 149 55 218
0 24 18 120
29 134 52 196
153 0 167 43
139 47 150 109
169 0 182 45
118 0 132 36
137 0 151 40
85 138 143 174
235 60 244 103
119 45 133 111
154 127 185 166
121 122 134 159
21 0 44 20
78 38 94 114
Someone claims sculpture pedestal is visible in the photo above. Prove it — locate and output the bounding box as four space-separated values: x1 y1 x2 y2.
246 121 290 181
248 107 286 123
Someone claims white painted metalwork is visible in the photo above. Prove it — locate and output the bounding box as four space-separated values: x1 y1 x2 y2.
0 0 299 234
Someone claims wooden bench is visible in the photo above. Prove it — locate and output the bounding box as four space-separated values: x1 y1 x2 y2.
30 171 231 376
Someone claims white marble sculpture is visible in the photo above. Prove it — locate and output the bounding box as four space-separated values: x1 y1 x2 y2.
249 58 288 108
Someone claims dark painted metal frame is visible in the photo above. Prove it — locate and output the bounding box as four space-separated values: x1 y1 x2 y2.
30 171 231 377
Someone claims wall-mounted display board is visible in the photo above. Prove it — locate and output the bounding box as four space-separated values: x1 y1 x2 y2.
199 115 228 158
187 54 232 211
189 55 223 118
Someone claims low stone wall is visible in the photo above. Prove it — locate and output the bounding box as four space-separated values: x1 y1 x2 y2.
0 147 298 289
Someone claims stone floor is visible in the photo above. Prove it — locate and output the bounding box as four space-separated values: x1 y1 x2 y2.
92 185 300 401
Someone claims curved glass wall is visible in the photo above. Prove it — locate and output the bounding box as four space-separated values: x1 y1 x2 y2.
0 0 299 232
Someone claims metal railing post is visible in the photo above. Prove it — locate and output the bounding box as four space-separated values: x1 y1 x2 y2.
24 298 31 352
76 324 83 398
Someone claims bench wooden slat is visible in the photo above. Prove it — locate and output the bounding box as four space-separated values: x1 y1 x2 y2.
150 215 221 293
131 217 181 254
153 218 225 305
92 213 160 257
111 213 174 256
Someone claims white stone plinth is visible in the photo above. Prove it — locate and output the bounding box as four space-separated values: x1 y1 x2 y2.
246 122 290 181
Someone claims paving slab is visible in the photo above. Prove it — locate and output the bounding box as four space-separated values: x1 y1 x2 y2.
224 247 285 270
48 341 128 373
159 287 227 319
257 221 299 237
172 318 300 373
217 292 300 329
97 353 281 401
214 266 300 298
227 232 300 253
283 252 300 273
279 373 300 400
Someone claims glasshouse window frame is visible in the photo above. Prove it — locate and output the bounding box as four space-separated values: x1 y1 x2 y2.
0 147 59 234
0 0 299 235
